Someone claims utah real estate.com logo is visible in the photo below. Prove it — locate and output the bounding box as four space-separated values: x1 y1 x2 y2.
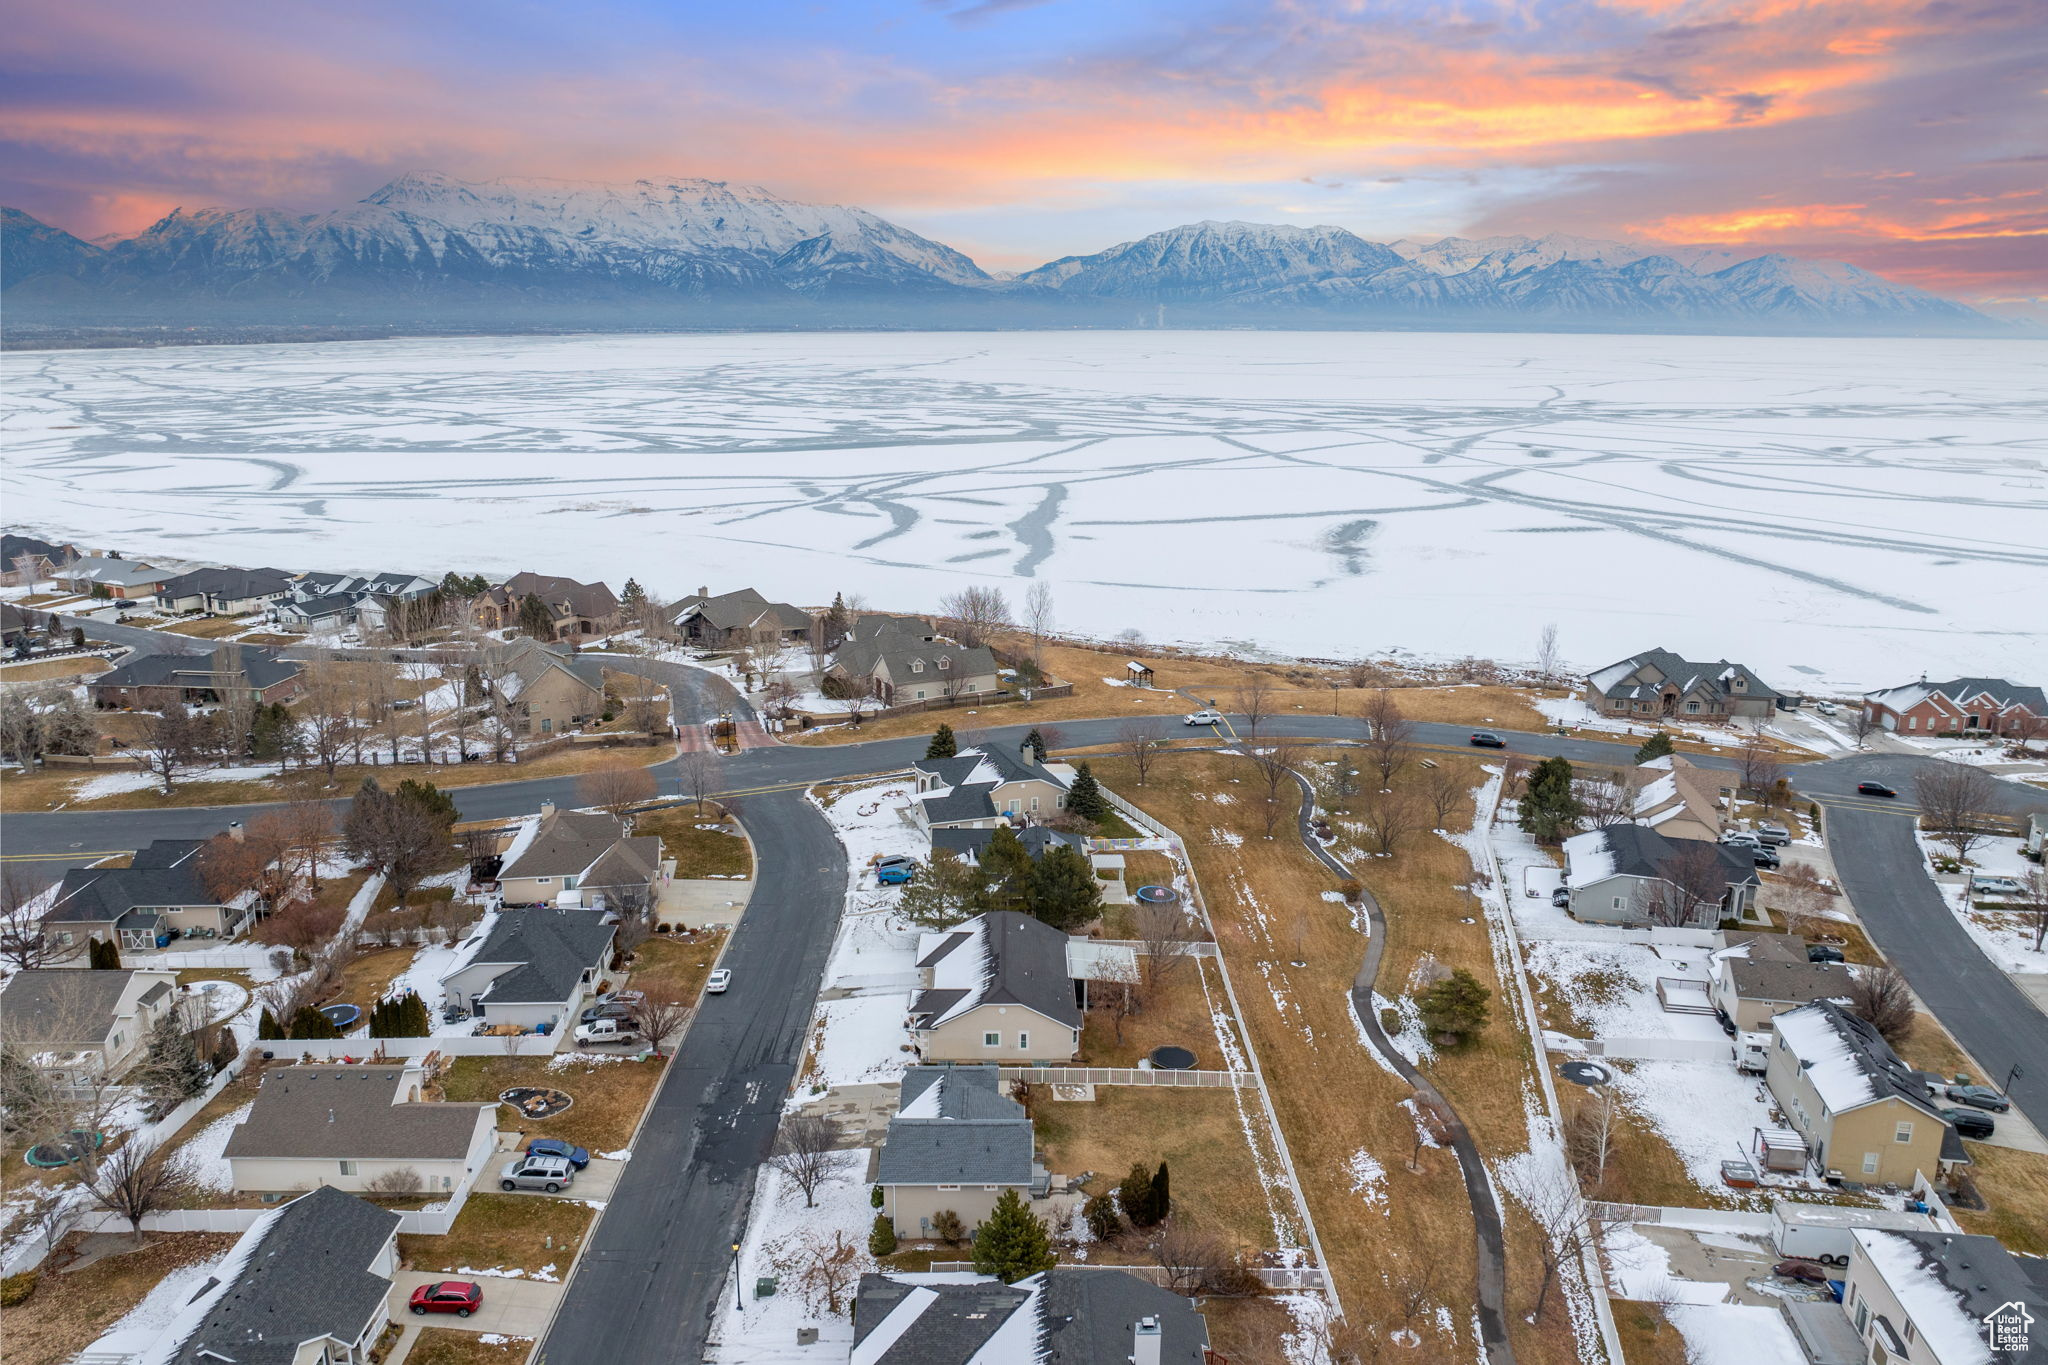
1985 1300 2032 1353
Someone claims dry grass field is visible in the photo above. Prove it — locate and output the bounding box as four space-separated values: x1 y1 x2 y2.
1 1233 238 1365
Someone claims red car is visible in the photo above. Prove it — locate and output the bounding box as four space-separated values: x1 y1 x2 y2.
410 1280 483 1317
1773 1260 1830 1285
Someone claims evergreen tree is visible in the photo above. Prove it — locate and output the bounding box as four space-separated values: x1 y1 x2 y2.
868 1212 898 1257
1023 729 1047 764
1633 731 1675 764
209 1033 239 1075
620 578 647 610
871 1185 885 1209
925 723 957 759
257 1008 283 1041
1148 1162 1172 1223
822 593 852 650
343 777 395 864
970 1189 1056 1283
1066 763 1110 824
394 778 459 832
1082 1192 1122 1241
135 1008 209 1114
88 938 122 969
1517 755 1584 843
248 703 293 762
1118 1163 1163 1229
288 1005 343 1040
970 825 1035 915
71 625 86 648
1026 844 1103 932
518 592 554 639
1417 967 1492 1046
897 850 980 930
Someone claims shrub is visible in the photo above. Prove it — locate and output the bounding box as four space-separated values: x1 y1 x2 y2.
0 1271 37 1307
930 1209 966 1245
868 1213 898 1257
870 1185 884 1209
1083 1193 1122 1242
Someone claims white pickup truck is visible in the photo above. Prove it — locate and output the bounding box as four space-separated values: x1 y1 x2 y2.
574 1017 642 1046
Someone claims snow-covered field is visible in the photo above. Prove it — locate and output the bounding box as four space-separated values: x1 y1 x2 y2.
6 331 2042 688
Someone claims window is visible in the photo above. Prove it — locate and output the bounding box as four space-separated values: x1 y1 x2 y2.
915 689 927 700
1856 1302 1870 1332
1895 1121 1914 1144
910 659 925 674
563 876 578 890
1905 1322 1916 1345
1907 716 1918 731
537 878 552 885
1018 1032 1029 1050
1612 896 1625 910
540 717 553 733
1685 701 1700 713
938 657 950 670
937 1183 960 1191
965 683 978 693
1030 796 1040 811
983 1032 1000 1047
340 1161 357 1175
1862 1151 1880 1175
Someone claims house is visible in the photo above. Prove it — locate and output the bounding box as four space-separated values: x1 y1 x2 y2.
1586 648 1783 722
910 912 1086 1064
932 826 1131 905
1710 937 1854 1031
1 601 43 650
0 968 180 1096
830 617 1001 707
479 636 606 736
222 1062 498 1196
1560 824 1761 927
89 644 304 711
1764 1002 1962 1186
1629 754 1731 842
78 1186 403 1365
671 586 814 650
496 803 668 908
41 839 254 953
55 555 175 600
438 907 617 1030
1861 676 2046 739
474 571 621 639
272 591 360 633
152 566 295 616
876 1065 1044 1240
1839 1229 2048 1365
910 743 1076 832
1 532 78 587
852 1268 1210 1365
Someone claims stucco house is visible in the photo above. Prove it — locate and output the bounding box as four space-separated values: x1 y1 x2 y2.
1838 1229 2048 1365
222 1063 498 1196
438 907 617 1031
479 636 606 736
78 1186 403 1365
496 804 667 909
0 967 180 1096
910 744 1077 832
1764 1002 1963 1186
1561 824 1761 927
55 554 175 599
829 617 1001 707
153 566 295 616
89 644 304 711
1629 754 1731 842
1709 936 1854 1031
875 1065 1044 1241
42 838 254 953
1586 648 1783 722
1861 676 2046 740
671 586 813 650
910 912 1087 1064
853 1268 1211 1365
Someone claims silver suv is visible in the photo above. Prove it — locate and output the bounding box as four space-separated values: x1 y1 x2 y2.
499 1154 575 1193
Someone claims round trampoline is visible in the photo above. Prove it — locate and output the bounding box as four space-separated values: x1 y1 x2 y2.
25 1129 106 1168
1134 885 1180 906
319 1004 362 1030
1558 1060 1614 1087
1148 1046 1197 1071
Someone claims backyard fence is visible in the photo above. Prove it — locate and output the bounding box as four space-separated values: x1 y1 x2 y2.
1514 922 1727 949
927 1261 1327 1290
118 945 279 972
261 1033 565 1060
1588 1202 1776 1235
999 1066 1255 1089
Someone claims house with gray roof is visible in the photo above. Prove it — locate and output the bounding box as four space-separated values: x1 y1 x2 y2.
89 643 303 711
479 636 605 737
222 1062 498 1196
1586 648 1783 722
438 906 617 1031
909 743 1077 832
1711 946 1855 1031
1 532 77 587
1560 823 1761 928
876 1065 1043 1240
496 804 667 908
77 1186 402 1365
154 566 295 616
910 912 1085 1064
672 585 813 650
1764 1002 1965 1186
852 1268 1210 1365
0 967 180 1096
1862 675 2046 740
1840 1229 2048 1365
54 555 175 599
829 617 1000 707
41 838 252 953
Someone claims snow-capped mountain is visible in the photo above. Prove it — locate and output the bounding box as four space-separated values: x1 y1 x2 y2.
0 177 1998 334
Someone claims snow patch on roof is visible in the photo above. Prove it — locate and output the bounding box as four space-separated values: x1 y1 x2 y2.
1772 1006 1876 1111
1854 1232 1994 1365
1563 830 1616 890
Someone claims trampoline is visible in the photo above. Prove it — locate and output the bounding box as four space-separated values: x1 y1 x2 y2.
319 1004 362 1029
1133 885 1180 906
25 1129 106 1168
1558 1060 1614 1087
1148 1046 1196 1071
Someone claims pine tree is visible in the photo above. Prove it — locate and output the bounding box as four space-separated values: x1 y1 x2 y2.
1633 731 1675 764
1082 1192 1122 1241
970 1189 1056 1283
925 723 957 759
288 1006 342 1040
136 1008 209 1114
257 1008 283 1041
1417 967 1492 1046
1026 844 1103 932
822 593 851 650
1066 763 1110 824
1148 1162 1171 1223
970 825 1034 915
1517 755 1584 843
88 938 122 969
394 778 458 832
1023 728 1047 764
518 592 554 639
897 850 979 930
868 1212 898 1257
871 1185 885 1209
1118 1163 1162 1229
621 578 647 609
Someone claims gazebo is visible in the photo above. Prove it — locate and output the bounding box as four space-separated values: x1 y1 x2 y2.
1124 659 1155 687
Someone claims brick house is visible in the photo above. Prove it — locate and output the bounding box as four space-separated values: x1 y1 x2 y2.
670 586 813 650
1861 676 2046 739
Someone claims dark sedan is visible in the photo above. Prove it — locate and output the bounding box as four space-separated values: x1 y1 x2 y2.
410 1281 483 1317
1942 1107 1996 1139
1856 781 1897 797
1469 731 1507 748
1947 1085 2010 1113
525 1137 591 1168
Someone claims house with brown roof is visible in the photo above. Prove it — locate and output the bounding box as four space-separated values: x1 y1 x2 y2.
1 533 78 587
671 586 813 650
473 571 621 640
1629 754 1731 842
479 636 605 737
0 967 181 1096
829 617 1000 706
89 644 303 711
1586 648 1783 722
1861 676 2046 739
221 1062 499 1196
496 804 667 908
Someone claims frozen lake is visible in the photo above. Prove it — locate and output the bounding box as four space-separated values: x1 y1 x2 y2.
4 330 2043 690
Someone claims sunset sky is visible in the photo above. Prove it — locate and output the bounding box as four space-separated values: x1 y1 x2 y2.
3 0 2042 311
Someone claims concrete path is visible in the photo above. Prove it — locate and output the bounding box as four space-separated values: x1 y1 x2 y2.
390 1271 562 1337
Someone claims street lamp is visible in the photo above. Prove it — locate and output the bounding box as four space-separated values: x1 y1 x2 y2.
732 1240 743 1310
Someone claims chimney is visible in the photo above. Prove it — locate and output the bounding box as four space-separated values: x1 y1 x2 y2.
540 800 556 819
228 821 245 843
1131 1316 1162 1365
698 586 709 600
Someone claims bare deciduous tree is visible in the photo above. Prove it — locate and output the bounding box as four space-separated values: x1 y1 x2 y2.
1771 862 1836 938
1407 1097 1452 1172
1577 769 1643 830
280 794 337 892
1736 739 1785 805
1421 764 1468 831
767 1226 865 1317
135 704 205 795
580 755 657 823
1149 1222 1263 1297
1089 956 1142 1043
1247 740 1304 838
87 1143 199 1242
1355 785 1423 857
1646 841 1732 927
769 1112 840 1209
676 745 722 815
1849 705 1879 749
936 586 1011 649
1133 900 1197 999
1360 691 1414 789
1914 764 1996 862
1119 722 1165 786
628 997 692 1056
2019 865 2048 954
1513 1159 1598 1322
1534 623 1563 685
1022 581 1055 674
367 1166 425 1194
1231 677 1275 739
1564 1088 1620 1192
1845 965 1917 1046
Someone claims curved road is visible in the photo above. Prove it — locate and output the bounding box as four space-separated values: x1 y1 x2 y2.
8 682 2048 1359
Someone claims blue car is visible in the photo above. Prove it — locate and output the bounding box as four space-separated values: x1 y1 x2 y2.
876 858 917 886
524 1138 590 1169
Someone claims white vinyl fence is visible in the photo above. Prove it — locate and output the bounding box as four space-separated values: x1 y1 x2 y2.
1000 1066 1256 1089
262 1033 565 1060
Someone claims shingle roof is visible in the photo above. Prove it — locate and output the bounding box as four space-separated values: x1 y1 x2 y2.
1726 958 1855 1005
278 592 357 620
911 912 1081 1030
91 645 301 694
1570 824 1759 888
876 1066 1036 1186
674 587 811 633
155 566 294 602
129 838 207 870
1772 1002 1947 1122
1865 677 2046 716
1042 1268 1212 1365
1588 648 1782 703
852 1270 1210 1365
2 532 76 565
453 908 615 1005
499 809 632 880
222 1066 492 1162
853 1277 1031 1365
931 827 1087 861
59 558 172 589
45 843 221 925
579 836 663 891
480 636 604 699
1854 1230 2048 1359
838 630 997 692
502 571 618 622
0 968 151 1047
166 1187 401 1365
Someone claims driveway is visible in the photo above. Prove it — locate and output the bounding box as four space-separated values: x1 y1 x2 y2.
391 1271 561 1336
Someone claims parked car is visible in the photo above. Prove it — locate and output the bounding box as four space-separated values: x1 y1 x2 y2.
1184 709 1223 726
875 856 917 886
1750 846 1782 869
1811 702 1839 716
579 1000 633 1025
1942 1108 1996 1139
410 1281 483 1317
1856 781 1897 797
1806 944 1846 964
1721 831 1764 849
1551 886 1571 908
707 968 732 994
1972 876 2025 896
1947 1085 2011 1113
525 1138 591 1168
574 1017 642 1046
500 1154 576 1192
1469 731 1507 748
1755 822 1793 846
1773 1260 1831 1286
